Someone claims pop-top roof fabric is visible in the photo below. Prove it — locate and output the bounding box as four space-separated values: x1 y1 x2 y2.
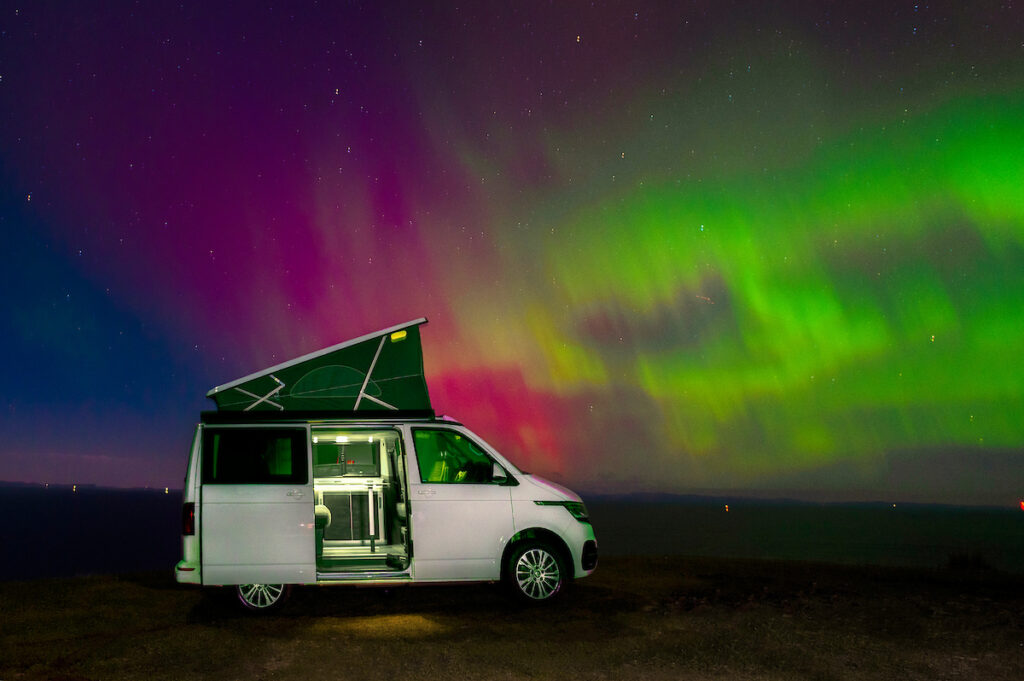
207 319 431 412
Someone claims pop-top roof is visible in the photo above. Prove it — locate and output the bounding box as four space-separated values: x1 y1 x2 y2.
207 318 431 413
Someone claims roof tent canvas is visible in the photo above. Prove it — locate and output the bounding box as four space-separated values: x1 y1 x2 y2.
207 318 431 412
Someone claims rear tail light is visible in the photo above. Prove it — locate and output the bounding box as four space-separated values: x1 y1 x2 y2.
182 502 195 535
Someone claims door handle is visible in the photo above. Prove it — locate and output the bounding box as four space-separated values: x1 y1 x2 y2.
286 489 305 498
417 489 436 496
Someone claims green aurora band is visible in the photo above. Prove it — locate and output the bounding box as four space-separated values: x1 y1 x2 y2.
493 93 1024 493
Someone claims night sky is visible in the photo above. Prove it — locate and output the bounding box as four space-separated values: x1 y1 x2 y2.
2 1 1022 505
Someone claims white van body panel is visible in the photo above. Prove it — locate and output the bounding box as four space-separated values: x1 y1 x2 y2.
404 424 514 581
406 483 514 580
519 474 581 502
201 484 316 584
200 426 316 585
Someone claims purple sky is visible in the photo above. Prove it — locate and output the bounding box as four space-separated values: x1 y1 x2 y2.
2 1 1023 505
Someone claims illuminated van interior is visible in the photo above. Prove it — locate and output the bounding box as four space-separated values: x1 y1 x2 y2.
312 428 410 573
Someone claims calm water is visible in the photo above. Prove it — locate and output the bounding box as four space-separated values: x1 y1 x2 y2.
587 496 1024 573
2 486 1021 581
0 486 182 581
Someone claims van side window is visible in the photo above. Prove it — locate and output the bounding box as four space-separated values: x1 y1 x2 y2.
413 429 495 484
312 432 382 478
202 428 307 484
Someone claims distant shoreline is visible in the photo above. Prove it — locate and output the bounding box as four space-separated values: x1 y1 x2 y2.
1 479 1016 511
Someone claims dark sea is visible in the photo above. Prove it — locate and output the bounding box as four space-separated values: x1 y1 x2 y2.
586 495 1024 574
1 485 1022 581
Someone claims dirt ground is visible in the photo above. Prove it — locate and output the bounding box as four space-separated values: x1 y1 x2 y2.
1 556 1021 680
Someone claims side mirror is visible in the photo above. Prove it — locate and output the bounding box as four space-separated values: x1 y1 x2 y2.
491 462 507 483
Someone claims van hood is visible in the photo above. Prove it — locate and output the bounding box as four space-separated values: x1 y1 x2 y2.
523 474 582 502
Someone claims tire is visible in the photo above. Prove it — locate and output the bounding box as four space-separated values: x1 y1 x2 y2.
235 583 291 612
506 542 567 602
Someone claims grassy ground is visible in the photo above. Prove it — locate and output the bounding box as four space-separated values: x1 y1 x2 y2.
1 556 1021 680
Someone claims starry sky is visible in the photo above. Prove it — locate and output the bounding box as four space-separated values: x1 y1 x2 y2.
2 1 1022 505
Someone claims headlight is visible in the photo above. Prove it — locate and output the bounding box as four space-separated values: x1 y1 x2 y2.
534 500 590 522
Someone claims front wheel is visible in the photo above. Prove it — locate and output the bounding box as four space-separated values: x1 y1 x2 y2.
506 542 567 602
235 583 290 612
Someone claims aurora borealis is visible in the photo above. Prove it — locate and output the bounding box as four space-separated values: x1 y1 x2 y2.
2 1 1022 504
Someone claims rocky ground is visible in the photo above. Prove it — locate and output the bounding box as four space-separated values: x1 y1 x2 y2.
1 556 1021 680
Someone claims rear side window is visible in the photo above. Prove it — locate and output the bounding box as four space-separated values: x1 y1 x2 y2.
202 428 307 484
312 433 381 478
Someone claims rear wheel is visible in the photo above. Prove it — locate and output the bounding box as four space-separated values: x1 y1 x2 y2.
235 583 290 612
506 542 567 602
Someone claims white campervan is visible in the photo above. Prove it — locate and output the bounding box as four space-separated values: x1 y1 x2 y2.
175 319 598 610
